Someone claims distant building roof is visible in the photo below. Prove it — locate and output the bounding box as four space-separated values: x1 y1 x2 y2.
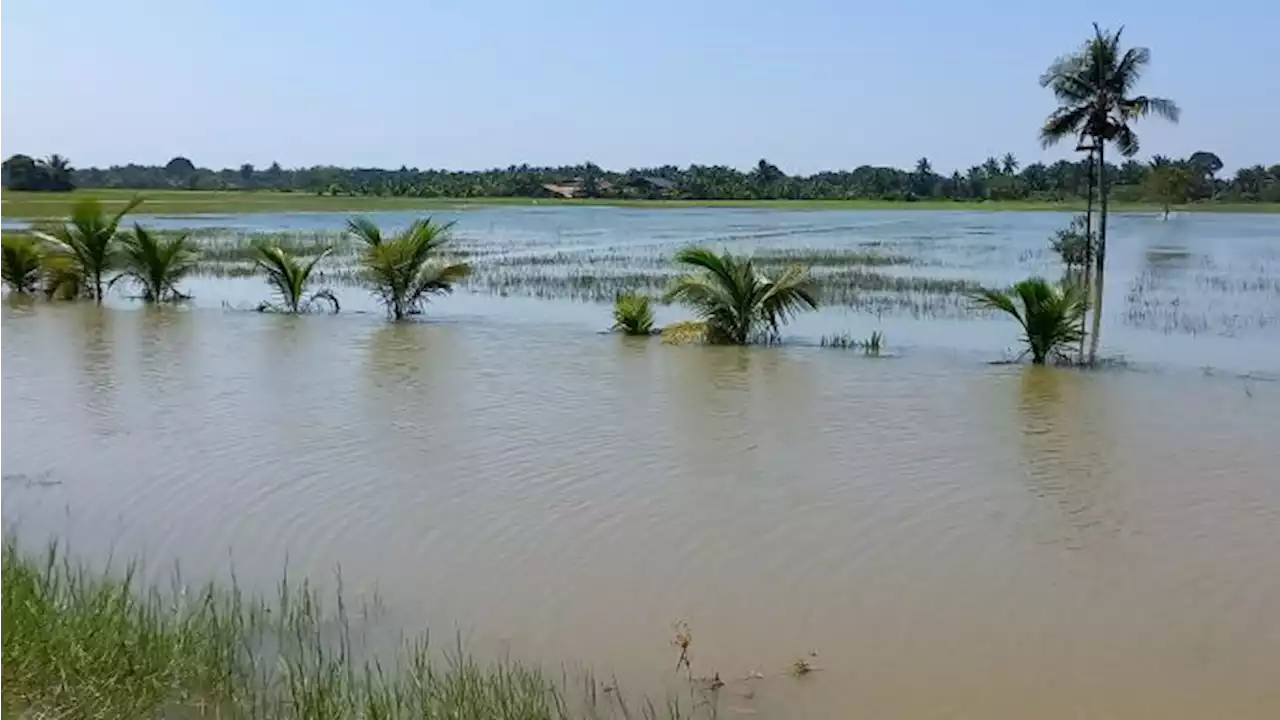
541 178 613 198
541 183 578 198
636 176 677 190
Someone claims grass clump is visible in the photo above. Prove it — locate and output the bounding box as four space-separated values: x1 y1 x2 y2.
819 330 884 355
2 538 696 719
612 291 655 335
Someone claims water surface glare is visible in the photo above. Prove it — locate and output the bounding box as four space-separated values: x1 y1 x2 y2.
4 303 1279 718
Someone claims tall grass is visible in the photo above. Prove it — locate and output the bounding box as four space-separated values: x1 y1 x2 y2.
1 539 690 719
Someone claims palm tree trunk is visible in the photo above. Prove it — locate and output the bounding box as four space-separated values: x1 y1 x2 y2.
94 270 103 304
1088 142 1108 365
1079 146 1096 362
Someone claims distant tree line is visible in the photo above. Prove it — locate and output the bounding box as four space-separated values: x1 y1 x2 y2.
5 151 1279 203
1 154 75 191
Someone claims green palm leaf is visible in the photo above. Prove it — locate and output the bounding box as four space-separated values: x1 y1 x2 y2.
117 225 198 303
666 245 818 345
253 244 336 313
612 291 654 335
32 196 143 302
972 278 1086 364
353 216 466 320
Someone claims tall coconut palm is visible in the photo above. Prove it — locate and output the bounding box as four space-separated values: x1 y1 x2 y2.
253 244 339 313
1001 153 1020 175
2 235 44 293
349 216 470 320
972 278 1087 365
116 225 199 303
665 246 818 345
1040 23 1179 362
34 196 143 303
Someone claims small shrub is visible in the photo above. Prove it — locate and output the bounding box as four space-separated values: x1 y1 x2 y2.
612 291 654 335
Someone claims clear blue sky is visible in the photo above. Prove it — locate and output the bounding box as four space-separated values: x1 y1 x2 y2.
3 0 1276 174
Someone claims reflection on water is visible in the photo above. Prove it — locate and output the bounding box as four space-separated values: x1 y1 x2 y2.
1015 367 1118 548
4 304 1280 718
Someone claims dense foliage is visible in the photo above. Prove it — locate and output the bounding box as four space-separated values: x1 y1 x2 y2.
6 153 1278 203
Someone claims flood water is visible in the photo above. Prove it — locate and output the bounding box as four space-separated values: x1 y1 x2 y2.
4 207 1280 718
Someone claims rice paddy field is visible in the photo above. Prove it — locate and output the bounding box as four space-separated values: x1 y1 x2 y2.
6 205 1276 372
5 205 1280 718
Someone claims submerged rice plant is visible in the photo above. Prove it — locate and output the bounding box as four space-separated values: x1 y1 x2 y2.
819 330 884 355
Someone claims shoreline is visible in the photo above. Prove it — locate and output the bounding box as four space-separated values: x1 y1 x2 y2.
4 189 1279 219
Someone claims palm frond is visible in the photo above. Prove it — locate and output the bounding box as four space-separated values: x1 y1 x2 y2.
1040 104 1091 148
971 287 1024 324
106 196 145 235
1113 124 1141 157
612 291 654 335
755 264 820 338
407 262 470 306
30 198 141 301
972 278 1086 364
1126 95 1181 123
355 216 464 319
346 216 385 247
40 252 82 300
666 246 818 344
253 244 333 313
1 235 44 293
1113 46 1150 93
118 225 198 302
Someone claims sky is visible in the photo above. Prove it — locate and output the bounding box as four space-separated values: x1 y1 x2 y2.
3 0 1277 175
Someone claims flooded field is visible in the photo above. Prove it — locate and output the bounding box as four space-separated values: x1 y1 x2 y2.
7 206 1277 371
4 207 1280 717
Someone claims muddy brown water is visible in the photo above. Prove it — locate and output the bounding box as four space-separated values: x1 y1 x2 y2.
3 300 1278 718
